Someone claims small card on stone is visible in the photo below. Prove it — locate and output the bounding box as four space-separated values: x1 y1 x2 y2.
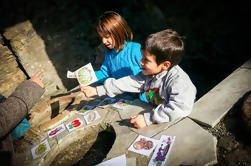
84 110 101 125
148 135 176 166
66 118 84 132
113 99 132 110
77 105 95 115
97 98 116 108
31 139 51 159
128 135 159 157
75 63 97 86
47 124 66 138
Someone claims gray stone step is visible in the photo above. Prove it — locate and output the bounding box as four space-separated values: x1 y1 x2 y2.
189 58 251 127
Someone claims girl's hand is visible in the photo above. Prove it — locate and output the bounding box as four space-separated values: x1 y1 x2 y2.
130 114 147 129
79 85 98 98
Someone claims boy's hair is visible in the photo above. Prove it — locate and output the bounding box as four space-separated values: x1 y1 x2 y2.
96 11 133 52
143 29 184 68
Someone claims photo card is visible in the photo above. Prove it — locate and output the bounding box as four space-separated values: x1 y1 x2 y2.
113 99 133 110
66 118 84 132
128 135 159 157
97 98 116 108
148 135 176 166
75 63 97 86
47 124 66 138
77 105 95 115
84 110 101 125
31 139 51 159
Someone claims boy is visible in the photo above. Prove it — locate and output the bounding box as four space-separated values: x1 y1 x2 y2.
80 29 196 129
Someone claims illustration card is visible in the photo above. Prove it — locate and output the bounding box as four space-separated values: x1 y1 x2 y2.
67 70 76 78
128 135 159 157
97 98 116 108
96 154 126 166
66 118 84 132
77 105 95 115
47 124 66 138
75 63 97 86
84 110 101 125
112 99 132 110
148 135 176 166
31 139 51 159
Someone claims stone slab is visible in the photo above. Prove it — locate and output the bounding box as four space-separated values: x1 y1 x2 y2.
152 118 217 166
117 99 155 120
0 45 26 97
241 58 251 68
3 21 66 98
106 121 138 160
189 61 251 127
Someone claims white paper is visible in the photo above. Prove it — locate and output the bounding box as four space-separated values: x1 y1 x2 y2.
97 98 116 108
47 124 66 138
96 154 126 166
67 70 76 78
148 135 176 166
66 118 84 132
112 99 132 110
84 110 101 125
31 139 51 159
128 135 159 157
75 63 97 86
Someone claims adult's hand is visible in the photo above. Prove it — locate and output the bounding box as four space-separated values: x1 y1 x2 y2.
130 114 147 129
30 70 45 88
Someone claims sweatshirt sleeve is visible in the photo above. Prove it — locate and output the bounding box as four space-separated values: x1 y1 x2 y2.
95 52 111 83
144 78 196 125
0 80 45 138
97 73 146 97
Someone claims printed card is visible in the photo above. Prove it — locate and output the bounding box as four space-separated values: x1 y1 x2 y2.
47 124 66 138
66 118 84 132
97 98 116 108
67 70 76 78
148 135 176 166
96 154 126 166
113 99 132 110
31 139 51 159
128 135 159 157
77 105 95 115
84 110 101 125
75 63 97 86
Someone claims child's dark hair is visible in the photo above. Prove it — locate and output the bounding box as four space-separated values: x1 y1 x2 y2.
96 11 133 52
142 29 184 68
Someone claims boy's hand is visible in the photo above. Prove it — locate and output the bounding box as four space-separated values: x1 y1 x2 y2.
130 114 147 129
80 85 97 97
30 70 45 88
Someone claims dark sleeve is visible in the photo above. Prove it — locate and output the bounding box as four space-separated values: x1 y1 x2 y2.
0 80 45 139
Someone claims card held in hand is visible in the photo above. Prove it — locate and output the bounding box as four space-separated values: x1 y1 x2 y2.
75 63 97 86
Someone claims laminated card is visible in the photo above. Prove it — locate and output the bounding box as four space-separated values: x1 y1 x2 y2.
148 135 176 166
74 63 97 86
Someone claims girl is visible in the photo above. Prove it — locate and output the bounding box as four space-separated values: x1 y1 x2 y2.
94 11 142 83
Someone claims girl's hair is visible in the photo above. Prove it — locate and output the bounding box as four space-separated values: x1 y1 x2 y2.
142 29 184 68
96 11 133 52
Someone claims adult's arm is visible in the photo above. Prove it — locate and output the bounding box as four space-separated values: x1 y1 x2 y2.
0 80 45 138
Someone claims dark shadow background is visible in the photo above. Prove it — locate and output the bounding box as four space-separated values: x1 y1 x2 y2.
0 0 250 98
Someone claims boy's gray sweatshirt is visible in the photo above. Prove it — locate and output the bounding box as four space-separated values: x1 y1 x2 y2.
97 65 196 125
